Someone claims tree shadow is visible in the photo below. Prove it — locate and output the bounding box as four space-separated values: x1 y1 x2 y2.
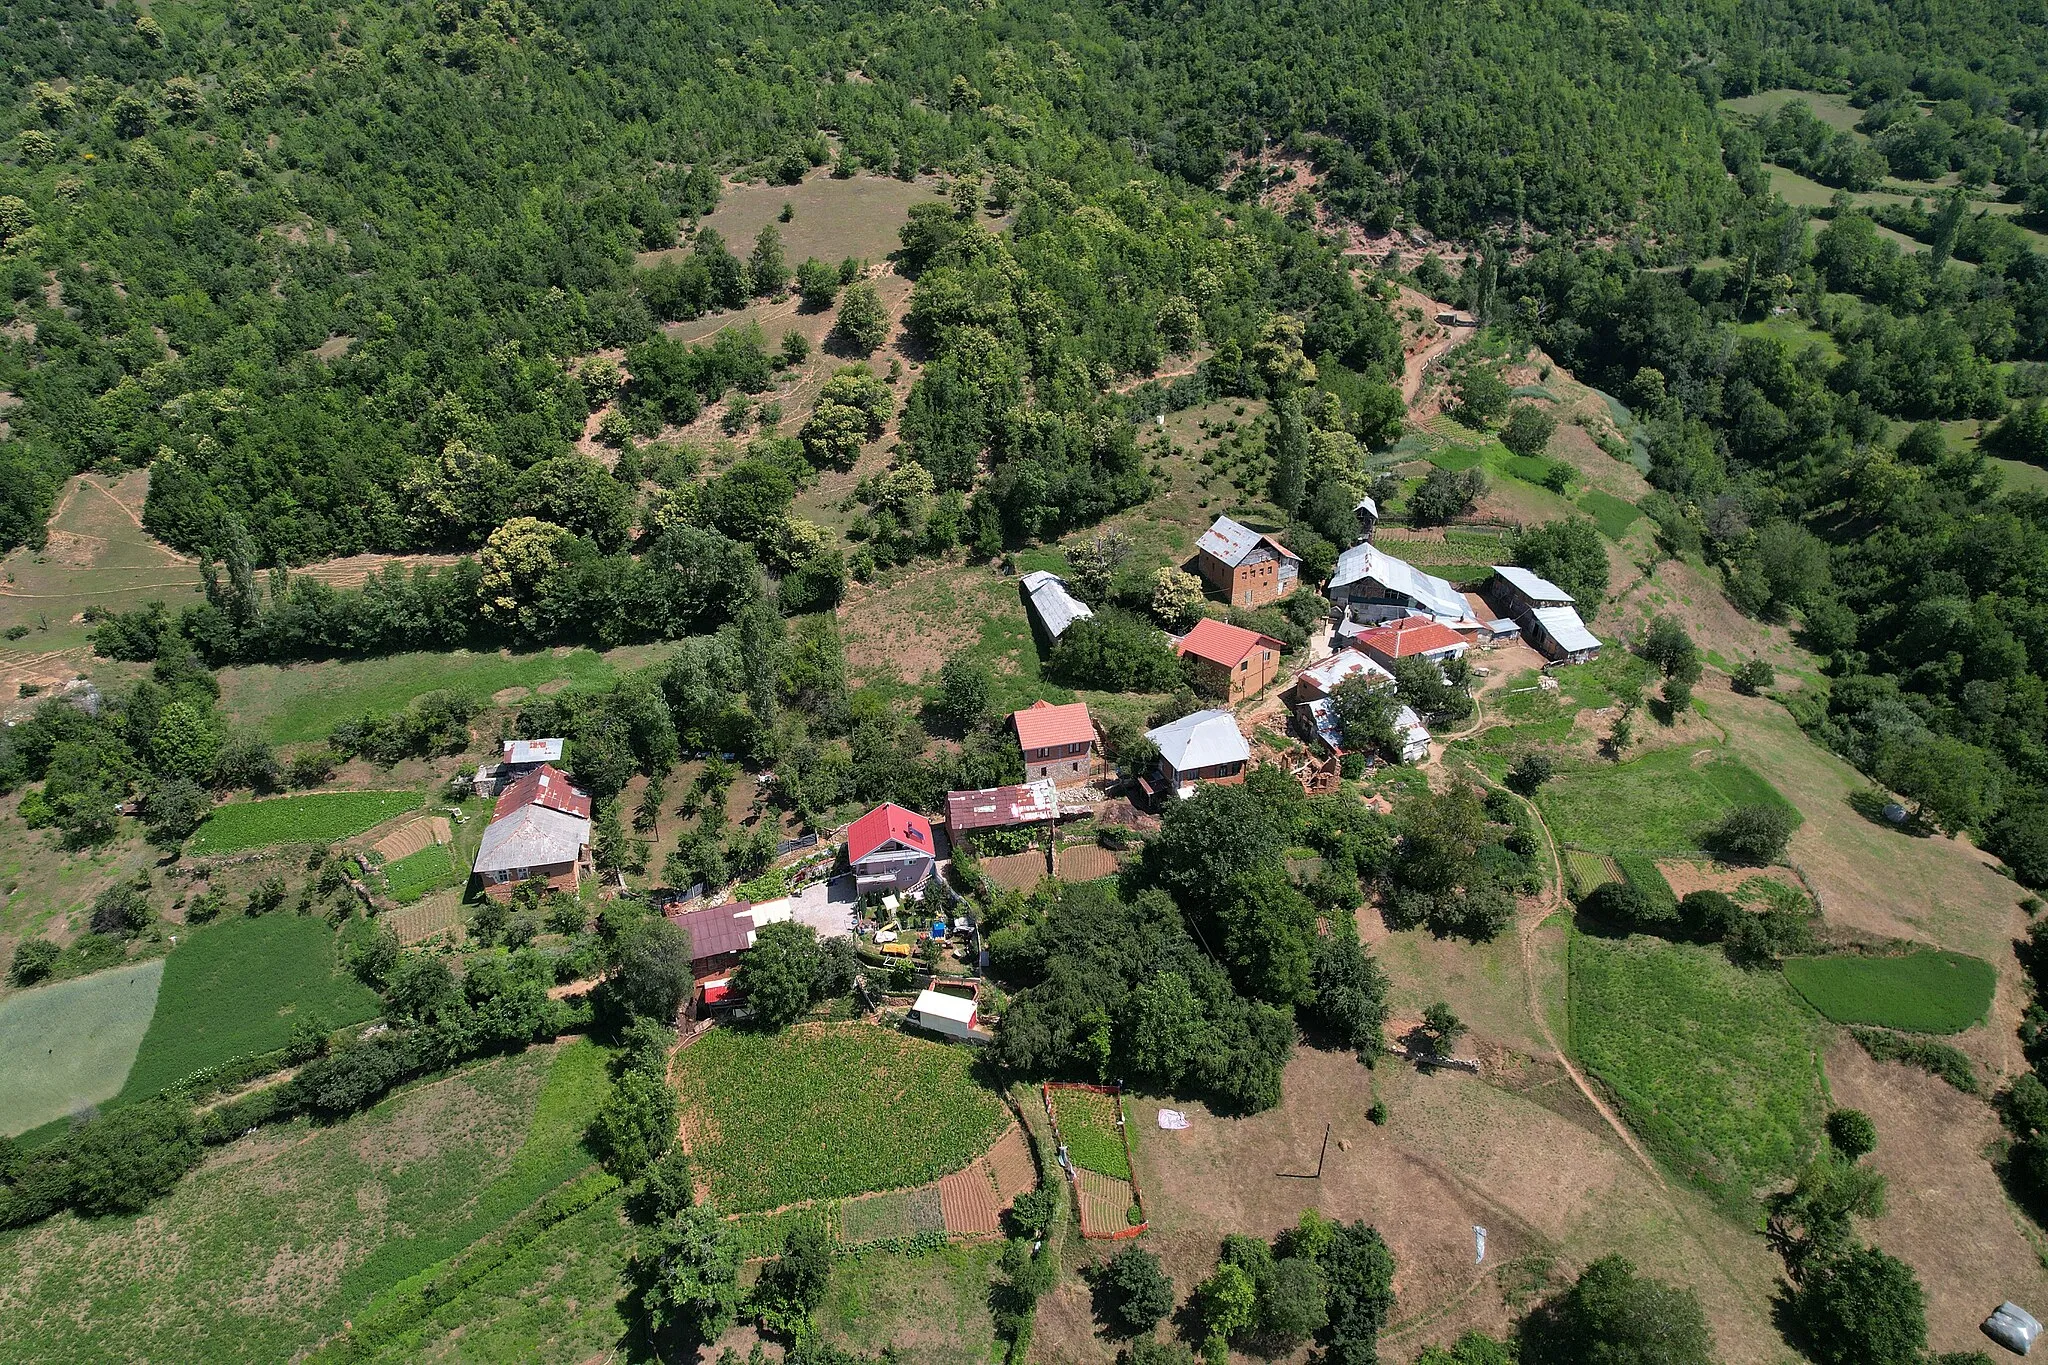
1845 787 1932 837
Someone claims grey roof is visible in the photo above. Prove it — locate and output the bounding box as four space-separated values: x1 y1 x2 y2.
1394 704 1431 753
502 737 565 764
1354 495 1379 520
1146 708 1249 771
1296 648 1394 693
473 803 590 874
1303 696 1427 755
1491 564 1574 604
1328 543 1475 623
1197 515 1263 567
1531 605 1600 654
1019 570 1095 640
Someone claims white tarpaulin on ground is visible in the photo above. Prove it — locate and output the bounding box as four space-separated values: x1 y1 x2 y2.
1475 1226 1487 1264
1157 1109 1190 1130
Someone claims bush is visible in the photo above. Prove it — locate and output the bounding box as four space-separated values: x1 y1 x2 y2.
1709 803 1795 864
8 939 59 985
1521 1254 1715 1365
1788 1245 1927 1365
1095 1245 1175 1336
1506 752 1553 795
1827 1108 1878 1160
1733 657 1776 694
90 881 153 937
1499 403 1558 457
1677 889 1741 943
65 1099 204 1216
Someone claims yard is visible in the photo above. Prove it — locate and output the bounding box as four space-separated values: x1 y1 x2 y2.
1569 932 1826 1212
0 960 162 1136
187 790 423 854
673 1022 1011 1213
113 912 384 1104
1783 951 1996 1034
1537 745 1797 856
0 1040 612 1365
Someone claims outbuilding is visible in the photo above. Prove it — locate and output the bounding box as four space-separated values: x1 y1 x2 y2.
908 986 980 1040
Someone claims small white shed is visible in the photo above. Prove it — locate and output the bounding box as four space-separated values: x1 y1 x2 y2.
908 988 979 1041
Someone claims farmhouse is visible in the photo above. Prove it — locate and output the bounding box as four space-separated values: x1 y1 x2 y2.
1140 708 1250 804
946 779 1058 854
1349 616 1470 674
1486 565 1601 663
1175 616 1284 702
469 735 567 796
472 762 592 900
907 985 980 1041
1018 570 1094 644
846 802 937 893
1196 515 1302 608
1011 699 1097 782
1327 542 1478 628
1292 648 1394 704
1300 695 1432 764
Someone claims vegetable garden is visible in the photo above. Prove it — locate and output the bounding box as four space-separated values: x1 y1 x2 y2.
1783 950 1996 1034
188 791 423 854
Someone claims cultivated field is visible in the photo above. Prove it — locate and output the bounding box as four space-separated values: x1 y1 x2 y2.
1538 746 1796 856
1783 950 1996 1034
187 790 422 854
0 1041 611 1364
673 1022 1011 1212
0 960 162 1135
1047 1086 1133 1180
1569 933 1826 1212
380 843 461 904
113 913 383 1104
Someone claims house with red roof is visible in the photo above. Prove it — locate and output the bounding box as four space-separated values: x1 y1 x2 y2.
1350 616 1470 674
1011 699 1098 783
1175 616 1285 702
473 763 593 901
845 802 937 893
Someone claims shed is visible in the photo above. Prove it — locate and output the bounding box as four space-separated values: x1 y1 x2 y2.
1019 571 1095 643
908 987 979 1040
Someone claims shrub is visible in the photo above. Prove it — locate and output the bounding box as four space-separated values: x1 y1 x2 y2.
1499 403 1558 457
1827 1108 1878 1160
1733 657 1776 694
65 1099 204 1216
1095 1245 1175 1336
1521 1254 1715 1365
1788 1246 1927 1365
8 939 59 985
1709 803 1795 864
1507 752 1554 795
1677 889 1741 942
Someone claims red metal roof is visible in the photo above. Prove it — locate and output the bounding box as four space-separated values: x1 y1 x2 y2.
493 763 591 820
1176 616 1283 668
845 802 934 865
1354 616 1467 659
1011 699 1096 751
666 902 754 961
947 781 1057 833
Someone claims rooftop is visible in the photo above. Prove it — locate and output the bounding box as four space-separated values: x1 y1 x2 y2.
1328 542 1475 623
501 738 564 765
1492 564 1575 603
473 803 590 874
1354 616 1468 659
1296 648 1394 694
947 780 1058 833
1146 708 1250 772
1197 515 1297 568
1018 571 1094 640
1531 604 1601 653
846 802 935 865
1176 616 1282 669
1012 699 1096 751
911 987 977 1024
493 763 591 821
666 901 756 961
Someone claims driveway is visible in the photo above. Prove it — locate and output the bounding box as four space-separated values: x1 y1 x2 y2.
790 873 858 937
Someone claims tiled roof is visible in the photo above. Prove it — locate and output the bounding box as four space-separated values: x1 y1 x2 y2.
667 902 756 961
1176 616 1282 668
1354 616 1467 659
1012 699 1096 750
846 802 935 864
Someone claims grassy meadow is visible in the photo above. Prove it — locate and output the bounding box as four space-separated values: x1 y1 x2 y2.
188 790 422 854
1783 950 1996 1034
114 913 383 1104
1576 488 1643 540
1538 746 1797 856
0 960 162 1135
673 1022 1009 1212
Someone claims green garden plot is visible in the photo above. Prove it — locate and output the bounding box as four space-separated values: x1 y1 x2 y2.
1538 747 1796 856
0 960 162 1135
188 790 422 854
381 843 462 904
115 914 383 1103
1783 951 1996 1034
1577 489 1643 540
1048 1086 1132 1180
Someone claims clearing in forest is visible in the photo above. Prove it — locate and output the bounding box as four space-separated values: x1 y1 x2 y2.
1783 950 1996 1034
0 959 162 1135
1569 932 1826 1211
673 1022 1009 1213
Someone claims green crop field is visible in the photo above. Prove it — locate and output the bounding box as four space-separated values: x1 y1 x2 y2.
381 843 461 903
1564 848 1620 898
1570 933 1825 1210
0 1040 612 1365
1048 1087 1132 1180
188 790 422 854
0 960 163 1136
1783 951 1997 1034
1538 747 1797 856
673 1022 1009 1212
115 914 384 1103
1577 489 1643 540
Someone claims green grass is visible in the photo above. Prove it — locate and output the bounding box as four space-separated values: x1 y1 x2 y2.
218 647 635 744
114 913 383 1102
1049 1086 1131 1180
673 1022 1010 1212
1564 849 1619 898
1577 488 1643 541
381 843 461 904
1615 853 1677 914
0 1041 611 1365
1538 746 1798 856
1425 445 1485 473
816 1241 1005 1365
1570 932 1825 1210
188 790 422 853
0 960 163 1135
1734 313 1842 362
1782 951 1996 1034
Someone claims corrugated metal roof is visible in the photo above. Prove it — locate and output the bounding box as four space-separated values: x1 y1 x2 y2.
1019 571 1095 640
1328 543 1475 623
1532 605 1600 654
1492 564 1574 604
912 988 977 1024
501 738 564 765
473 804 590 873
1146 708 1249 771
1354 495 1379 520
667 902 756 960
493 763 591 820
1296 648 1394 694
1012 699 1096 750
947 780 1058 833
1197 515 1263 566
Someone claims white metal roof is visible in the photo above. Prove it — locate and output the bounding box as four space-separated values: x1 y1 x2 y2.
1531 605 1600 653
502 737 564 764
1146 708 1249 771
912 988 977 1024
1019 571 1094 640
1197 515 1264 567
473 803 590 873
1492 565 1574 604
1354 495 1379 520
1328 543 1475 623
1304 697 1428 754
1296 648 1394 693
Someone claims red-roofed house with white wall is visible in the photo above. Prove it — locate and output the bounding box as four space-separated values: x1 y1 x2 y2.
845 802 937 893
